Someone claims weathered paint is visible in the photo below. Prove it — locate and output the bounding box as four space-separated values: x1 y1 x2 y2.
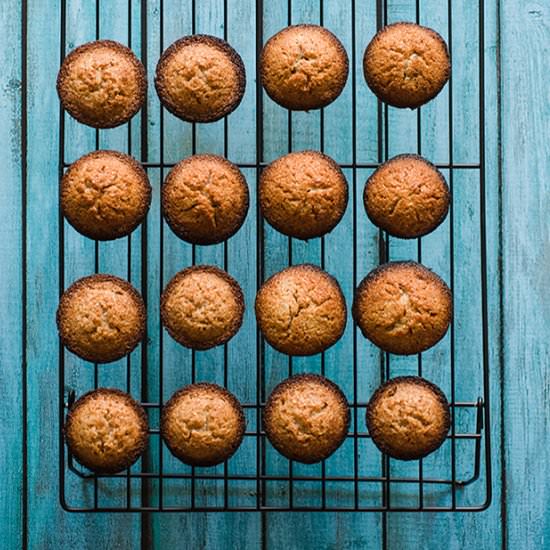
5 0 546 548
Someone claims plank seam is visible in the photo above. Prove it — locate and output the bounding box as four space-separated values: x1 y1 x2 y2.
21 0 28 547
496 0 506 547
139 0 151 545
255 0 266 544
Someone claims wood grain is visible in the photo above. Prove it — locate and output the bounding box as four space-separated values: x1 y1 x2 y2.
0 2 23 549
0 0 515 547
502 1 550 548
386 0 503 545
25 0 140 547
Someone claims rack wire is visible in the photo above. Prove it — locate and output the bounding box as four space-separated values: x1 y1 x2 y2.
59 0 491 512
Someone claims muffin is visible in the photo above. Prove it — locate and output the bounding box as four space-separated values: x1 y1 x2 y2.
155 35 246 122
363 22 450 108
260 25 349 110
264 374 350 463
364 154 449 238
61 150 151 240
352 262 451 355
162 154 249 245
255 264 346 356
65 388 148 473
366 376 451 460
57 274 146 363
161 383 245 466
259 150 348 239
161 265 244 350
57 40 146 128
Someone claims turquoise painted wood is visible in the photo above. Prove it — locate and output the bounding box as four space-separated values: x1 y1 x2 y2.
25 0 142 547
4 0 549 547
501 1 550 548
0 2 23 550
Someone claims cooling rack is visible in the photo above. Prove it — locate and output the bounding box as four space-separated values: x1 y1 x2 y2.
59 0 492 512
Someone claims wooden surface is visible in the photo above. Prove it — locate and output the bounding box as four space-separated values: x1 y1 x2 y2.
1 0 548 547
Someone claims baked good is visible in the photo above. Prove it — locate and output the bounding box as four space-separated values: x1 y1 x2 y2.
260 25 349 110
161 265 244 350
264 374 350 463
61 150 151 240
65 388 148 473
162 154 249 245
363 22 450 108
366 376 451 460
364 154 449 238
352 261 451 355
155 35 246 122
56 274 146 363
57 40 146 128
255 264 346 356
161 383 245 466
259 150 348 239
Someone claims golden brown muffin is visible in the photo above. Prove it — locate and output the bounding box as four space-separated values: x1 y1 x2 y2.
161 265 244 350
161 383 245 466
352 262 451 355
260 25 349 110
57 40 146 128
162 154 249 245
255 264 347 356
259 150 348 239
155 35 246 123
367 376 450 460
264 374 350 463
56 274 146 363
61 150 151 241
363 22 450 109
364 154 449 238
65 388 148 473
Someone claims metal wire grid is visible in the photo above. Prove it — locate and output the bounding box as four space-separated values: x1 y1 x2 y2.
59 0 492 512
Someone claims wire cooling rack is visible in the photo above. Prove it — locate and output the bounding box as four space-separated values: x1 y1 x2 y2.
59 0 492 512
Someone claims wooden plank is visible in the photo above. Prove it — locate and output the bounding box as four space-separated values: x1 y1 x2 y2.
95 0 144 517
190 0 227 515
264 0 383 545
204 0 262 532
149 0 262 545
60 0 98 516
25 0 140 547
353 0 387 519
0 1 23 548
383 0 425 513
261 0 291 516
501 1 550 548
286 0 323 513
150 0 195 528
386 0 502 546
141 0 164 534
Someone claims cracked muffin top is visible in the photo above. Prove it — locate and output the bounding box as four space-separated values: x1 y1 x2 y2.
264 374 350 463
61 150 151 241
155 35 246 122
161 383 245 467
353 262 451 355
260 24 349 110
57 40 146 128
364 154 449 238
161 265 244 350
255 264 347 356
65 388 149 473
259 150 348 240
367 376 450 460
162 154 249 245
363 22 450 108
57 274 146 363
